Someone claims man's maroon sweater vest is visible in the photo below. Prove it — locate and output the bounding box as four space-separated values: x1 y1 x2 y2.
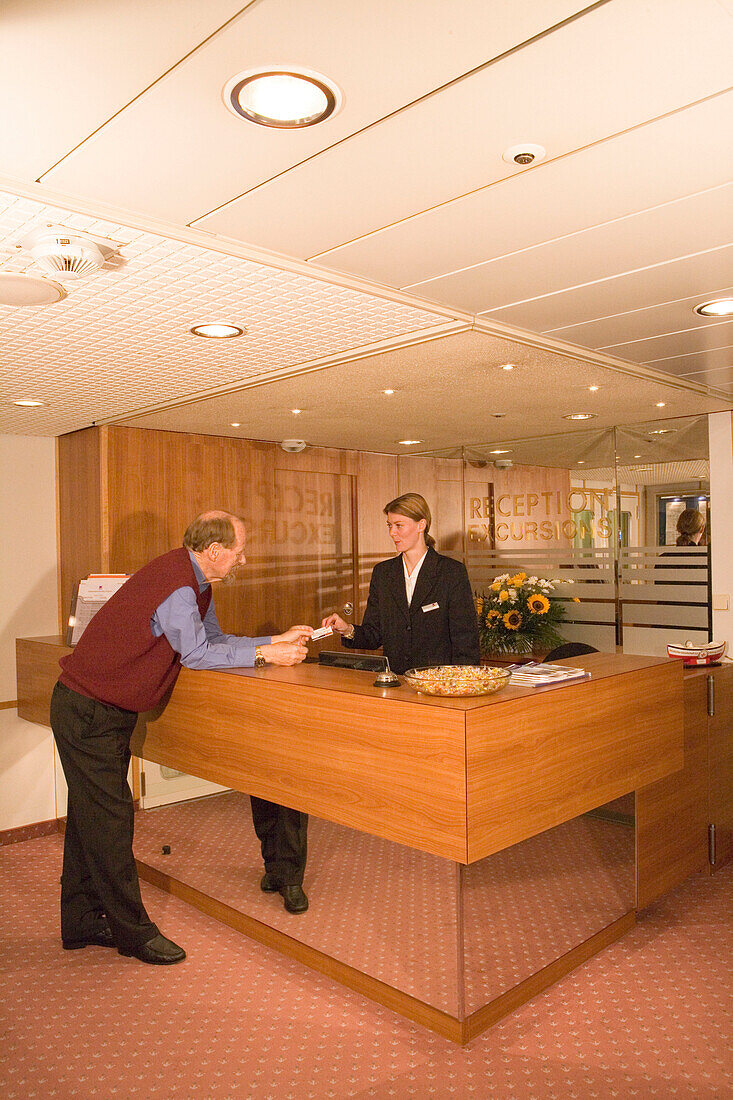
59 547 211 712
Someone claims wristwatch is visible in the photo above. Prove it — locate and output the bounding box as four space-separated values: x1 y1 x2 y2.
343 625 355 640
254 646 266 669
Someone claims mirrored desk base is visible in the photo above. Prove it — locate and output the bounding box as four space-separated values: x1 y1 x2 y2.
133 789 635 1045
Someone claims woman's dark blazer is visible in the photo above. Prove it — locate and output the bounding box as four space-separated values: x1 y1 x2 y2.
343 547 480 674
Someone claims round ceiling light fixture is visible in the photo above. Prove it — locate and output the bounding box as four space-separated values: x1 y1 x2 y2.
563 412 596 421
694 298 733 317
12 398 45 407
398 440 423 446
190 323 245 338
0 272 67 306
223 67 341 128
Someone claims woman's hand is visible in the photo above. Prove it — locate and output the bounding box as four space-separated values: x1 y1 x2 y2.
322 613 349 634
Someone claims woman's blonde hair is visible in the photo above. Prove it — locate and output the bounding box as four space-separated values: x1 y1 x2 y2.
676 508 705 546
383 493 435 548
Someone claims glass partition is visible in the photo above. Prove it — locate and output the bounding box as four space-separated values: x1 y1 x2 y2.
430 414 710 656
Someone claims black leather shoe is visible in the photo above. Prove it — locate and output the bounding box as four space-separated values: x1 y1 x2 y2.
119 933 186 964
260 872 280 892
63 925 115 950
280 884 309 914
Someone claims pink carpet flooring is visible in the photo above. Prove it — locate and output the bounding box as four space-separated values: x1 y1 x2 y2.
1 832 731 1098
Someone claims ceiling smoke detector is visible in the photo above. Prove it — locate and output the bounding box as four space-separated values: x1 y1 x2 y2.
20 227 118 280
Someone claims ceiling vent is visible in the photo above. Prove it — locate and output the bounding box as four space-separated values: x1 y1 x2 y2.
20 227 118 280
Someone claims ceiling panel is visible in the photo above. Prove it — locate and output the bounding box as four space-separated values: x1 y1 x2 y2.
411 185 732 313
199 1 733 256
484 248 733 333
41 0 588 225
600 322 733 363
644 346 733 376
119 330 731 452
315 90 733 288
545 288 733 348
0 188 453 436
682 366 733 389
0 0 248 179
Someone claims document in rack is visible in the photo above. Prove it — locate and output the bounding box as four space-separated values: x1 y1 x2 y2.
506 661 591 688
67 575 129 644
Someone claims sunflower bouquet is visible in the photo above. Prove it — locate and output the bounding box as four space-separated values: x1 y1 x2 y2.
474 573 571 656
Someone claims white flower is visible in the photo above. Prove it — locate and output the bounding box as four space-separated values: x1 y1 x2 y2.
509 588 518 602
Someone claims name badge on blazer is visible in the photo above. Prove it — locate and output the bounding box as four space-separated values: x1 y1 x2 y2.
422 602 439 613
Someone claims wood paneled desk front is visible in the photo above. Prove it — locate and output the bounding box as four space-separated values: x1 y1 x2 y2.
17 640 686 1041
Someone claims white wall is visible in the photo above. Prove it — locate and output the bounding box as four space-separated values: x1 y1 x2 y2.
709 411 733 651
0 435 59 830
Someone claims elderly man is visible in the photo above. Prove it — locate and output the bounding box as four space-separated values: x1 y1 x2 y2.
51 510 312 965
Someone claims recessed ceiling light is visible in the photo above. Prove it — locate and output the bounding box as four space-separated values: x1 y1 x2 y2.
563 413 596 421
694 298 733 317
230 422 240 427
634 454 642 458
0 272 67 306
490 449 511 455
13 399 45 407
190 323 244 338
577 460 585 464
383 389 395 395
223 67 341 128
292 408 302 415
656 402 666 408
500 363 516 371
589 385 599 392
398 440 423 446
650 428 673 434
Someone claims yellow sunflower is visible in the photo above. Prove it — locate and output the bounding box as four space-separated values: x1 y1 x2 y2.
527 593 550 614
498 589 509 602
488 609 502 620
503 610 522 630
491 580 501 592
509 573 526 586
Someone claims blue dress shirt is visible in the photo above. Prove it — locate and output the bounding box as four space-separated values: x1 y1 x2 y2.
150 552 270 668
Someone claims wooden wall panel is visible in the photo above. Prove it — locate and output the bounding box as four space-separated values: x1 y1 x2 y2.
355 451 398 617
709 665 733 869
56 428 102 632
398 456 464 557
636 671 709 908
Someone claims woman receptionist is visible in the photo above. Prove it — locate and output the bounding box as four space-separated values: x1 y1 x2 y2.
323 493 480 674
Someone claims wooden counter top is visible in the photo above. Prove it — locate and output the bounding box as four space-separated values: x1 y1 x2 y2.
17 637 683 864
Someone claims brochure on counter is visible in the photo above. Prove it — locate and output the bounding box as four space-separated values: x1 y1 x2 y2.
505 661 591 689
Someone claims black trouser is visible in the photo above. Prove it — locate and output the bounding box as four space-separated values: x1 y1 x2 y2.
250 796 308 886
50 681 158 951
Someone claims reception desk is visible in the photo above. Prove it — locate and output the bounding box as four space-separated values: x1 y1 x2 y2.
17 639 685 1042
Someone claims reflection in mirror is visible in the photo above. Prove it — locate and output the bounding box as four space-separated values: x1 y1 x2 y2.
133 785 462 1015
461 795 635 1014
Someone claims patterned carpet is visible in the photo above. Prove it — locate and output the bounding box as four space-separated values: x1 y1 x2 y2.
1 832 731 1098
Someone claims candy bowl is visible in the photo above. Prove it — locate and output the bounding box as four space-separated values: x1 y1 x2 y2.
403 664 511 697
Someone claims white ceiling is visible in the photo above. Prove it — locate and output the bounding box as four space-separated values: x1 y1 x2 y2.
1 0 732 451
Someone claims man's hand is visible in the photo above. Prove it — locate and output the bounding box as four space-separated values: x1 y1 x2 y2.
259 641 308 666
273 624 314 645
